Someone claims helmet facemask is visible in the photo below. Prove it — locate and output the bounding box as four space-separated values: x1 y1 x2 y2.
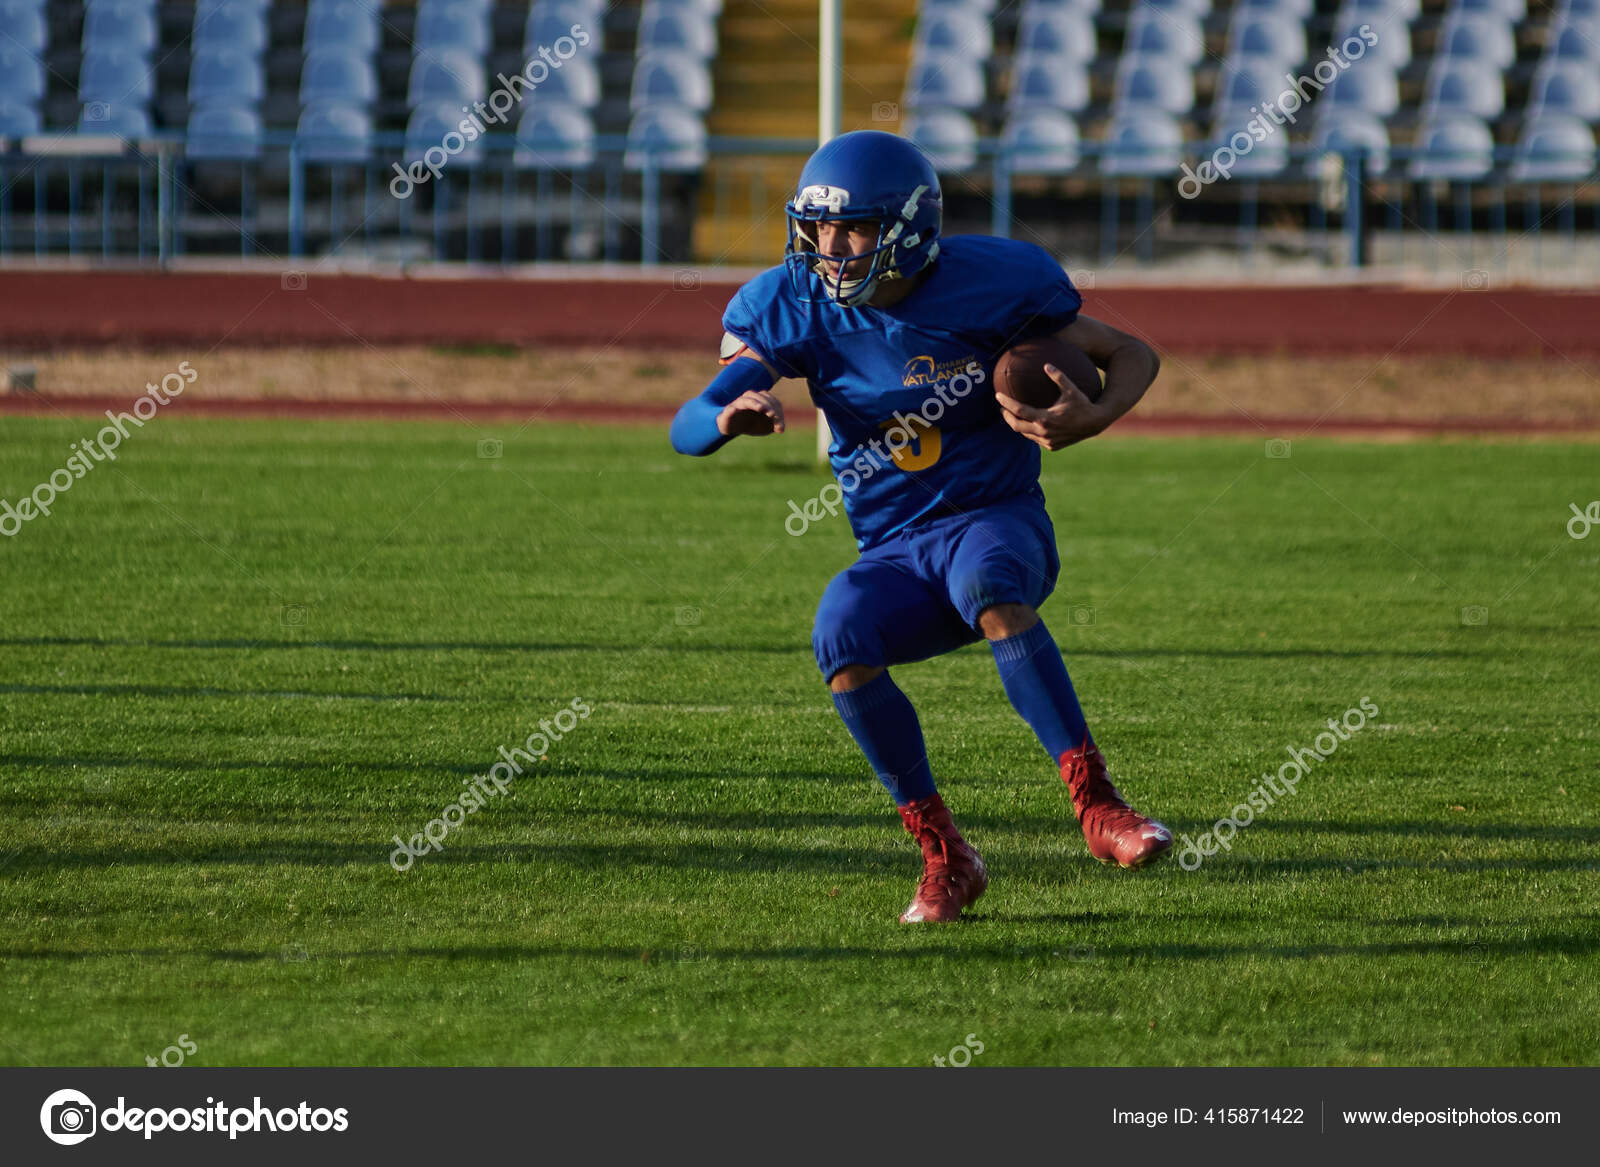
785 181 939 307
788 216 896 306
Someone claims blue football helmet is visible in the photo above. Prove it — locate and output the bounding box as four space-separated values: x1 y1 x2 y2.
784 130 943 307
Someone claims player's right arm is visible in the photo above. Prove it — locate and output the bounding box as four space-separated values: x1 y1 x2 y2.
669 343 787 456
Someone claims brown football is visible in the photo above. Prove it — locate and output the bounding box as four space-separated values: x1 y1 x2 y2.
995 337 1103 409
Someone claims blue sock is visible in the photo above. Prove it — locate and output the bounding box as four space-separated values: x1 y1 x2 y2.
831 671 938 806
990 620 1090 761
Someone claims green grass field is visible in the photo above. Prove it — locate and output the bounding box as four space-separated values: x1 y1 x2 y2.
1 415 1596 1066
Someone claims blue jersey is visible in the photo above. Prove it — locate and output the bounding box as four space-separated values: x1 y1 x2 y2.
722 235 1082 549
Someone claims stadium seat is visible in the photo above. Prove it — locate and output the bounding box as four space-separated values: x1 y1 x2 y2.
623 104 706 171
192 4 269 56
1008 54 1091 113
1423 59 1505 120
1321 60 1400 117
515 103 596 168
1124 9 1205 66
80 102 151 136
189 47 265 106
0 2 47 54
1311 109 1391 174
1113 55 1196 115
405 102 485 163
1407 113 1496 179
415 0 491 57
904 109 979 171
1436 14 1516 70
79 47 156 106
296 102 373 163
1136 0 1212 17
1014 8 1098 62
0 101 41 138
526 2 607 56
82 2 159 55
1019 0 1101 15
532 56 601 108
1233 0 1313 19
1228 13 1306 66
1000 108 1080 173
186 102 264 160
1510 115 1597 181
301 48 378 107
407 49 487 107
1345 0 1421 19
1205 117 1291 177
1529 61 1600 121
0 43 46 104
1453 0 1525 20
637 4 719 60
903 53 986 112
1098 109 1185 175
1549 23 1600 62
304 3 381 55
915 7 994 59
1331 1 1411 69
630 51 713 113
1212 60 1289 119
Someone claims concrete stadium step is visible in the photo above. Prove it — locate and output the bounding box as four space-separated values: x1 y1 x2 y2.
693 0 920 266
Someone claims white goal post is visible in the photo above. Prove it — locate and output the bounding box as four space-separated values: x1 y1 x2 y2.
815 0 841 462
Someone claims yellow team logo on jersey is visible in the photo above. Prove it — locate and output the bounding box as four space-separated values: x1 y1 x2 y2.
882 353 986 472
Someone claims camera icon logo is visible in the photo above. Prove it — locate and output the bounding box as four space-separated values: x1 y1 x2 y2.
674 605 702 627
84 102 110 123
1068 269 1096 290
280 603 309 628
1265 438 1292 459
871 101 900 122
1460 269 1490 291
1460 605 1489 626
476 438 503 459
281 270 308 292
672 269 702 291
1068 604 1096 626
40 1089 97 1145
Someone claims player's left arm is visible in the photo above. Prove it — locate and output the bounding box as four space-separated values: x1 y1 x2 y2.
998 315 1160 452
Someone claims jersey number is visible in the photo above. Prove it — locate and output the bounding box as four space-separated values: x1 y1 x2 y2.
880 417 941 471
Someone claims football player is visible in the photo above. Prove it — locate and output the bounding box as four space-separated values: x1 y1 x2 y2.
670 131 1171 923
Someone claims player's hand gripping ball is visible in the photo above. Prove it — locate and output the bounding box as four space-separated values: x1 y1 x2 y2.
994 337 1103 409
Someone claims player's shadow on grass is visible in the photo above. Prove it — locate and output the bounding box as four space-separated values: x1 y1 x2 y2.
4 932 1598 965
0 636 811 657
0 682 463 703
1236 818 1600 844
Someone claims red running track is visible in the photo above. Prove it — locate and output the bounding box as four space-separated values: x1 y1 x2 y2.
2 269 1600 358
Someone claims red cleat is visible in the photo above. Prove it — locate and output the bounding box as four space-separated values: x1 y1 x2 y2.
897 793 988 923
1060 742 1172 868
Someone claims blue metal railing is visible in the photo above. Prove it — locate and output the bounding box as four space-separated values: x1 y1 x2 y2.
0 130 1593 272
